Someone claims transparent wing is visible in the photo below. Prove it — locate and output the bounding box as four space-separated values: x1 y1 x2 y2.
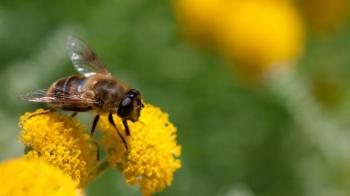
19 89 98 105
66 36 110 77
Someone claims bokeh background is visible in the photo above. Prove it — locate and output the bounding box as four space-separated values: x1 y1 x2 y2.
0 0 350 195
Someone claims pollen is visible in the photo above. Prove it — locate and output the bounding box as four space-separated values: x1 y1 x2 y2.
19 109 98 186
98 104 182 196
0 156 79 196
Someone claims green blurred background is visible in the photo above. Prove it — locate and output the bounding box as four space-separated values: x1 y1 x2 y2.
0 0 350 195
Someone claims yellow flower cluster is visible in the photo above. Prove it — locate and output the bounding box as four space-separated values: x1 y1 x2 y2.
0 156 79 196
217 1 304 76
173 0 305 82
173 0 222 48
14 104 181 194
19 109 97 186
98 104 181 196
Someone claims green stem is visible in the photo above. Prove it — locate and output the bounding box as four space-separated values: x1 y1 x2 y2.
265 67 350 164
96 159 112 176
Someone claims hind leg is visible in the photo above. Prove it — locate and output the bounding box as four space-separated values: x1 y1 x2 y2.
20 108 56 129
26 108 56 120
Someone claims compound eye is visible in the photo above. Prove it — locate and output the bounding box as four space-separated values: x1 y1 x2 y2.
118 97 133 117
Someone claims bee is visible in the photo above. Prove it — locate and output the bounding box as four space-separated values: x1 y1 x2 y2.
22 36 144 151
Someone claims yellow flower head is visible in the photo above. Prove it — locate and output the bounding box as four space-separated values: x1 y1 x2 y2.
172 0 223 48
0 156 79 196
19 109 98 186
173 0 305 83
98 104 181 195
216 0 305 80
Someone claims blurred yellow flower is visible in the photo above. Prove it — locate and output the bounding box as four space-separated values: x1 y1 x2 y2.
19 109 98 186
172 0 305 83
216 0 305 81
172 0 223 48
98 104 181 196
297 0 348 33
0 156 79 196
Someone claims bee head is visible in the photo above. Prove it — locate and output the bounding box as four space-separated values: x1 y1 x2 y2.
117 89 144 122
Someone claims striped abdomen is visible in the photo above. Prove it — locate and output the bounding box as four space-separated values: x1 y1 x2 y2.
47 75 92 111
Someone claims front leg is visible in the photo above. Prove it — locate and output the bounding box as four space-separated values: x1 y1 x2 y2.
108 113 128 151
122 120 130 136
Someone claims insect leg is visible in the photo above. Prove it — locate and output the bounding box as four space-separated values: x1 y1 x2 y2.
90 114 100 160
71 112 78 117
26 108 56 121
90 115 100 137
122 119 130 136
19 108 56 129
108 113 128 151
93 141 100 161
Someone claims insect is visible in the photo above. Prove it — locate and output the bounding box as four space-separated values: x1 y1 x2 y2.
22 36 144 152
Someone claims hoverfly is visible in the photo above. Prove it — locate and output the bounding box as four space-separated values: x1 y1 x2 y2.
22 36 144 151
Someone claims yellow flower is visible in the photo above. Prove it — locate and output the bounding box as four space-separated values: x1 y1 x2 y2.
216 0 305 81
98 104 181 196
0 156 79 196
19 109 98 186
172 0 305 83
172 0 223 48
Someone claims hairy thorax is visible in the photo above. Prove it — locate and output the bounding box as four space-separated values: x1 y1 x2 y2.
83 74 129 113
